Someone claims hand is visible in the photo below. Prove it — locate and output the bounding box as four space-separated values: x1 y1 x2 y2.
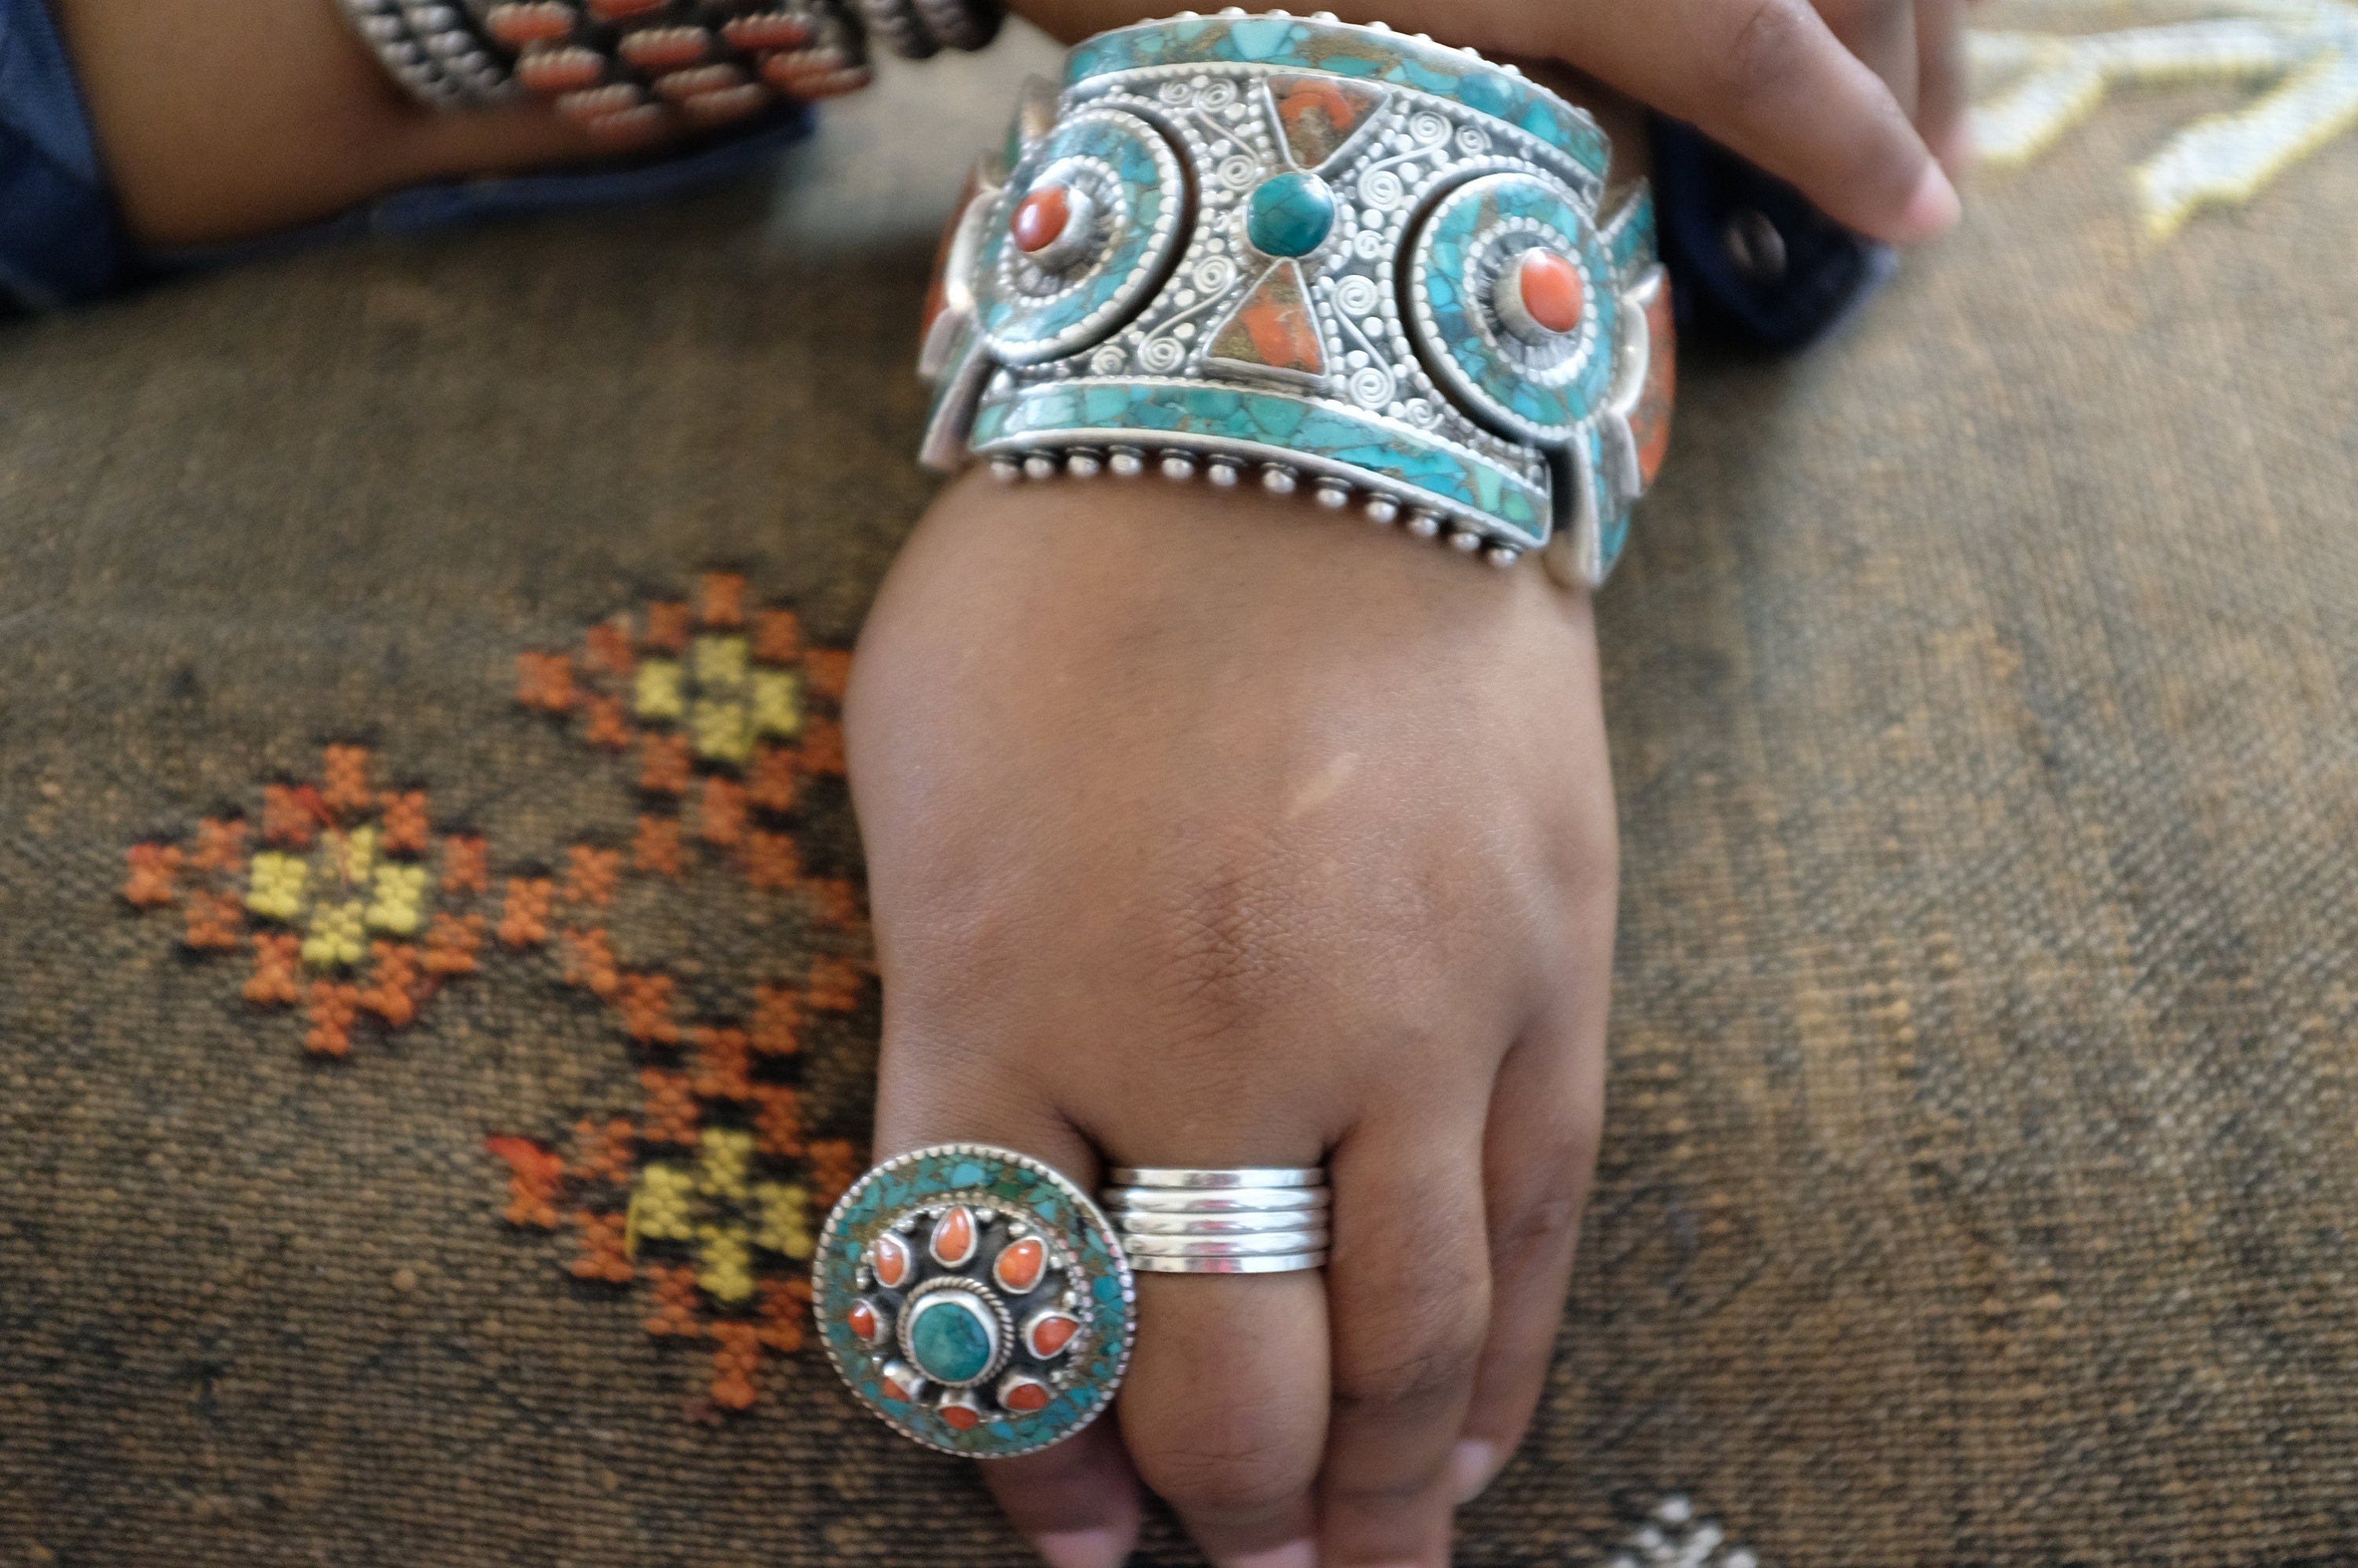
847 472 1618 1566
1010 0 1971 246
50 0 601 246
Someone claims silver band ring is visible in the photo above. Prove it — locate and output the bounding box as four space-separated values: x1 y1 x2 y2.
1130 1251 1328 1275
1121 1232 1330 1258
1108 1166 1325 1189
1105 1188 1331 1214
1115 1210 1335 1236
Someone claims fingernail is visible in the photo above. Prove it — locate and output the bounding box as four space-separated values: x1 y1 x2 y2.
1220 1544 1317 1568
1897 162 1963 244
1033 1527 1129 1568
1450 1438 1503 1504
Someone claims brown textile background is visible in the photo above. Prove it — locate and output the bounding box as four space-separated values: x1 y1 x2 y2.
4 35 2357 1568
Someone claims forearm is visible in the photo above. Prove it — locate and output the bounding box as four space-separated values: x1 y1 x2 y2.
50 0 595 247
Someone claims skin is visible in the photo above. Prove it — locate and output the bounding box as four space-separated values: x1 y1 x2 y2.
852 475 1618 1568
56 0 1967 248
49 1 1967 1561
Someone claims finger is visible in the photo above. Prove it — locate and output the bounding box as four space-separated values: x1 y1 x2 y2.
1319 1104 1494 1566
1491 0 1961 243
1449 1009 1608 1505
872 1056 1144 1568
981 1427 1144 1568
1121 1271 1331 1566
1817 0 1919 120
1914 0 1975 181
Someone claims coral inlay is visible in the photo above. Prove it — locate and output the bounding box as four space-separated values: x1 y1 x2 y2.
1014 185 1073 254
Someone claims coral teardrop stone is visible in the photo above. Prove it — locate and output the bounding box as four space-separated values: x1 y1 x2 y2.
1013 186 1071 255
1027 1313 1078 1358
1002 1379 1052 1413
847 1299 880 1342
931 1206 978 1267
870 1232 911 1288
941 1401 982 1430
880 1366 917 1402
994 1238 1046 1294
1518 250 1585 336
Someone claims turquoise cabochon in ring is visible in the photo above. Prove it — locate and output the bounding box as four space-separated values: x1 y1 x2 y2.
1409 172 1618 446
975 109 1190 365
814 1145 1137 1456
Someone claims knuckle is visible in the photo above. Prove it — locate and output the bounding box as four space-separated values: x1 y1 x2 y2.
1135 1427 1318 1516
1335 1292 1488 1412
1490 1152 1595 1261
1706 0 1819 106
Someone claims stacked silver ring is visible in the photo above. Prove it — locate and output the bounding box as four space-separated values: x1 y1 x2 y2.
1101 1167 1331 1275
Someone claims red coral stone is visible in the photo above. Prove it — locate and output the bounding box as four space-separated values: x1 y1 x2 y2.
1027 1313 1078 1358
994 1238 1046 1294
871 1232 912 1288
931 1206 978 1267
847 1299 880 1342
879 1368 916 1402
1002 1378 1052 1413
1518 250 1585 336
723 12 810 49
1012 187 1071 255
941 1402 982 1430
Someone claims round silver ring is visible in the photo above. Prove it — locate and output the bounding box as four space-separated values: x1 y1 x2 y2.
1108 1167 1326 1189
1114 1210 1334 1236
1105 1188 1331 1214
1129 1250 1328 1275
1121 1231 1330 1258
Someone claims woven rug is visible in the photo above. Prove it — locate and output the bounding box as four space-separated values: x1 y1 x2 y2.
5 5 2356 1562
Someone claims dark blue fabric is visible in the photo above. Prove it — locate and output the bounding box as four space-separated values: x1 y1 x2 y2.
0 0 134 309
1648 117 1897 353
0 0 813 313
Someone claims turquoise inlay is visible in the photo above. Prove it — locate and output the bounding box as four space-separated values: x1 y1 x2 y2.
908 1297 996 1384
1247 171 1335 257
977 110 1186 363
1601 185 1658 278
1415 173 1617 442
971 380 1551 547
1066 17 1608 181
949 1160 987 1188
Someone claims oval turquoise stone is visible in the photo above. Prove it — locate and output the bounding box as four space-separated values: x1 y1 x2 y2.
908 1296 997 1385
1247 171 1335 258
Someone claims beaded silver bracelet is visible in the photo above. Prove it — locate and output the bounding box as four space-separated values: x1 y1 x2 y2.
336 0 876 130
858 0 1004 60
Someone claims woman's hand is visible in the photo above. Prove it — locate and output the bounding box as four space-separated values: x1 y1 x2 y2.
50 0 601 247
847 472 1618 1566
1011 0 1971 246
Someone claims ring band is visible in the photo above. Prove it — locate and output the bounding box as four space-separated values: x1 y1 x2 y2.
1115 1208 1331 1235
1120 1231 1330 1257
1108 1166 1325 1188
1105 1187 1331 1214
1103 1163 1330 1275
1130 1251 1329 1275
